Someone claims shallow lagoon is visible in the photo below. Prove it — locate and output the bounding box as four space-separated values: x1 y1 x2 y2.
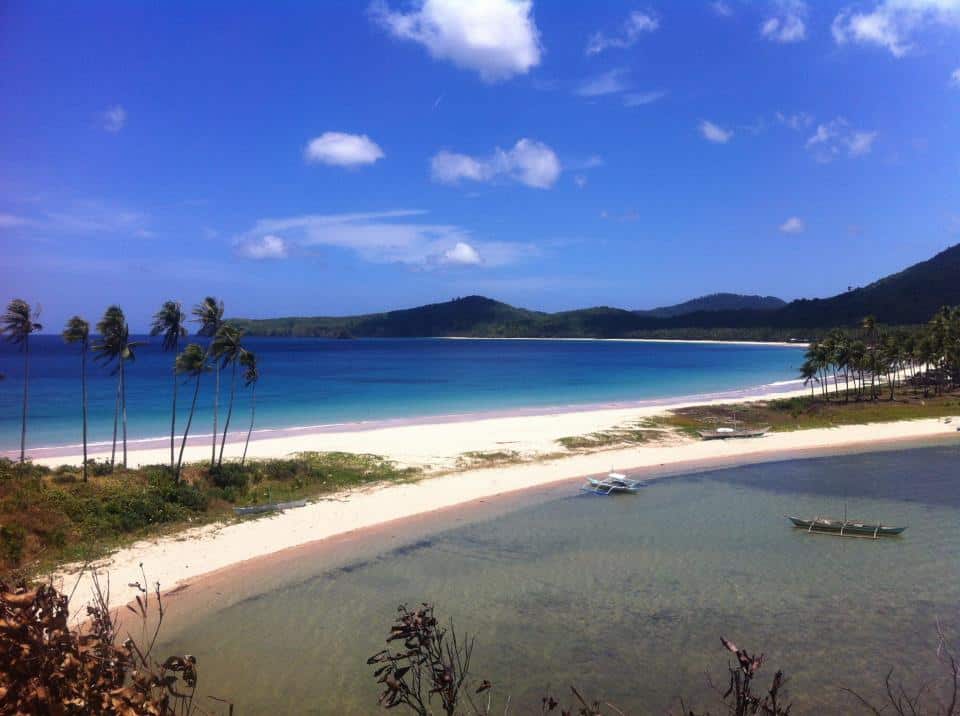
157 444 960 714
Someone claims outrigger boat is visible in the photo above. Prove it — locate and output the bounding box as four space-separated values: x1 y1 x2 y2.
786 515 907 538
697 409 769 440
581 471 646 495
698 426 770 440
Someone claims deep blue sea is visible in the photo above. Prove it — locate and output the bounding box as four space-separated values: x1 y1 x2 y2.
0 336 804 452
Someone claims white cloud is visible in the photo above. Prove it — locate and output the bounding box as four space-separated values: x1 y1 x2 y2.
711 1 734 16
775 111 814 130
761 0 808 42
699 120 733 143
238 234 288 259
623 90 667 106
951 67 960 85
236 210 532 268
806 118 877 161
369 0 541 82
304 132 385 168
848 130 879 156
441 241 482 265
586 10 658 55
832 0 960 57
574 174 588 189
779 216 805 233
575 68 630 97
431 138 561 189
102 105 126 132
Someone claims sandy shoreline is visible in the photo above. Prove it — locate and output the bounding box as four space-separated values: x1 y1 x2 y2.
48 384 959 619
441 336 807 347
26 377 813 468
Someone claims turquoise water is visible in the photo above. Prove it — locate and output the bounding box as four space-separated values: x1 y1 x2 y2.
0 337 803 452
157 444 960 714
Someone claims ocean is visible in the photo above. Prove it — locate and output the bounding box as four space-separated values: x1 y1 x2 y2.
0 336 804 452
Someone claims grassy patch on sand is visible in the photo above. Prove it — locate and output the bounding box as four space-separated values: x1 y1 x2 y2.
656 392 960 435
455 450 525 469
557 424 669 451
0 452 418 578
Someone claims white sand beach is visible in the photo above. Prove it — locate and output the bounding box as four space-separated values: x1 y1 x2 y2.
45 378 960 619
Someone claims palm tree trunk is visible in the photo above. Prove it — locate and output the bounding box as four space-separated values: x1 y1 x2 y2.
19 336 29 464
120 357 128 468
81 344 88 481
211 361 219 467
242 384 256 468
111 381 119 469
176 376 202 481
170 339 178 471
217 359 238 467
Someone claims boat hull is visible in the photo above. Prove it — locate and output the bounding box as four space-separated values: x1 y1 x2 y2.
787 516 906 537
698 428 770 440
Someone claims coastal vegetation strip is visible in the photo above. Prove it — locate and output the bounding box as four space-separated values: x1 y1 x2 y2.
0 452 418 578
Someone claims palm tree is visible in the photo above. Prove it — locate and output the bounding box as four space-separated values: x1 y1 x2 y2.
1 299 42 464
174 344 210 480
62 316 90 480
150 301 188 470
240 350 259 468
192 296 225 467
211 324 244 468
800 358 819 399
93 306 140 469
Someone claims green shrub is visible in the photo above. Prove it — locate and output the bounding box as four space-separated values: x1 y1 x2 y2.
0 525 26 566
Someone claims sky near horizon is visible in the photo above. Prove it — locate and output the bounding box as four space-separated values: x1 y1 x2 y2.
2 0 959 332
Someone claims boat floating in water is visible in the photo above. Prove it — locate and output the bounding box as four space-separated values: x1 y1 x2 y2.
787 515 907 538
581 471 646 495
698 426 770 440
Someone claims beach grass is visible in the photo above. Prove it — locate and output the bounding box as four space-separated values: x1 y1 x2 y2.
657 392 960 435
0 452 418 578
557 423 667 450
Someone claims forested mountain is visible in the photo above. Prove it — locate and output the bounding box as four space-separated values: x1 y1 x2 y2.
231 244 960 339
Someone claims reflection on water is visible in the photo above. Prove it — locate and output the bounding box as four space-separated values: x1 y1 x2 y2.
159 445 960 714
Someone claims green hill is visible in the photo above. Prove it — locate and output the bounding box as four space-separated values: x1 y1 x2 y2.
231 244 960 339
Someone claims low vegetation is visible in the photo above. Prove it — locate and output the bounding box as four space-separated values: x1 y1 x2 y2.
0 453 418 578
557 423 668 450
657 392 960 436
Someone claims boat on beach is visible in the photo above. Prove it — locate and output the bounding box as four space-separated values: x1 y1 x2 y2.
786 515 907 538
581 471 646 495
698 426 770 440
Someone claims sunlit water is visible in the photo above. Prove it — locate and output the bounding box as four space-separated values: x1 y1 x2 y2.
0 337 803 451
156 444 960 714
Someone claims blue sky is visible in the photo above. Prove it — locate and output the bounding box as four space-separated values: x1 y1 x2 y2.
2 0 959 331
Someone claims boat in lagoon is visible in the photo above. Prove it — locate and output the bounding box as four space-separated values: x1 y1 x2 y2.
787 515 907 538
581 471 646 495
698 426 770 440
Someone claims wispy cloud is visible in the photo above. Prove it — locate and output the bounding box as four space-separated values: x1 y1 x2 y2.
761 0 808 43
304 132 385 168
832 0 960 57
623 90 667 107
238 234 288 259
779 216 805 234
775 111 814 130
699 120 733 144
711 1 734 17
102 105 127 133
0 213 34 228
369 0 541 82
575 68 630 97
951 67 960 86
235 210 535 268
806 118 877 161
431 138 561 189
585 10 658 55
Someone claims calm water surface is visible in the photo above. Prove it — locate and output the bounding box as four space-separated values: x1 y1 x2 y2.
157 444 960 714
0 337 803 451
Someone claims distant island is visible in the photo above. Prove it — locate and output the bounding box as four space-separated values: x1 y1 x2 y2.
231 243 960 340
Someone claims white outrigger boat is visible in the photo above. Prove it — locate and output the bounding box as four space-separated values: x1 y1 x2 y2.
581 471 646 495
